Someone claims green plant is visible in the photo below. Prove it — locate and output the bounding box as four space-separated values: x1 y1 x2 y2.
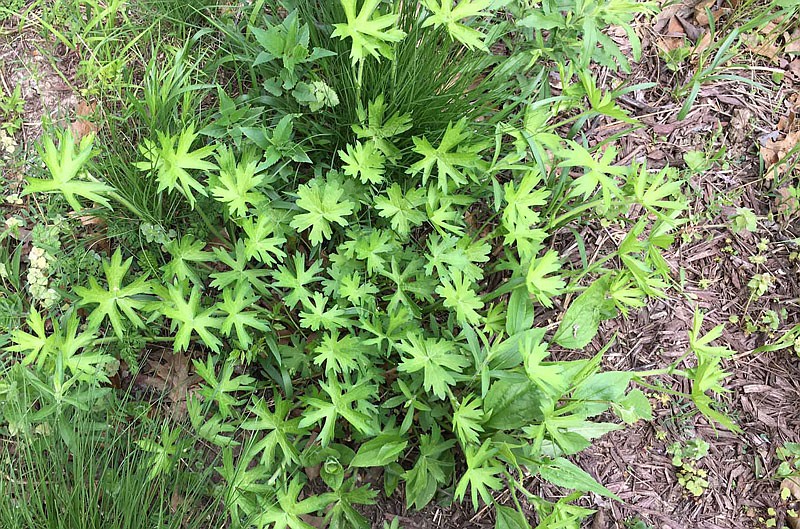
0 85 24 136
4 0 745 526
668 438 710 496
0 391 223 529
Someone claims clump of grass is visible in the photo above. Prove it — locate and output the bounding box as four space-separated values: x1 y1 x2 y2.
0 403 223 529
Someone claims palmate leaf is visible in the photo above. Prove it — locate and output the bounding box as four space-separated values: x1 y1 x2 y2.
352 94 412 161
163 235 212 285
241 394 304 466
436 270 484 326
408 119 481 192
314 330 368 375
558 141 626 209
159 282 222 353
8 308 50 367
299 377 376 446
216 285 270 350
193 354 255 418
299 292 352 332
404 426 455 510
397 334 469 400
452 394 486 446
331 0 406 65
25 130 113 211
339 140 385 185
290 178 354 246
422 0 492 51
686 309 741 432
272 254 325 309
454 440 504 510
134 124 217 209
374 184 427 237
240 213 287 265
251 477 334 529
211 146 266 217
210 240 272 295
75 248 152 338
525 249 565 308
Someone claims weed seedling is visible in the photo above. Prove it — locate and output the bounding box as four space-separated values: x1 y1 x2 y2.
668 438 710 496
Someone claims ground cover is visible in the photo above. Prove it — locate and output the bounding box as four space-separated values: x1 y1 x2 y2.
0 1 799 528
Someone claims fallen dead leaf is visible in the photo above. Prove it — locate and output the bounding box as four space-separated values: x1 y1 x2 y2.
591 510 608 529
786 28 800 55
760 131 800 179
730 109 753 144
693 0 715 26
693 31 713 57
137 350 201 419
742 33 782 62
656 15 689 53
69 100 99 141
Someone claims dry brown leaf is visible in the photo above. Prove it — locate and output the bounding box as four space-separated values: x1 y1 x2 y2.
693 31 713 57
775 187 800 220
742 33 782 62
730 109 753 144
298 515 327 529
655 16 689 53
693 0 715 26
789 59 800 76
138 351 201 419
786 28 800 55
760 130 800 179
69 100 99 141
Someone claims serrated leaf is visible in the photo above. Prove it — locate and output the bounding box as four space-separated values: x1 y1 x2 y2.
332 0 406 64
25 129 113 211
290 178 354 246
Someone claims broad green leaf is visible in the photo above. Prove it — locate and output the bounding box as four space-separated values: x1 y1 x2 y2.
539 457 619 500
494 504 531 529
553 276 615 349
612 389 653 424
351 434 408 467
570 371 633 418
483 375 550 430
506 288 534 335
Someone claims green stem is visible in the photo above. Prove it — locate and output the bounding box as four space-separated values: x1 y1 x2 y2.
549 198 605 229
632 378 689 398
